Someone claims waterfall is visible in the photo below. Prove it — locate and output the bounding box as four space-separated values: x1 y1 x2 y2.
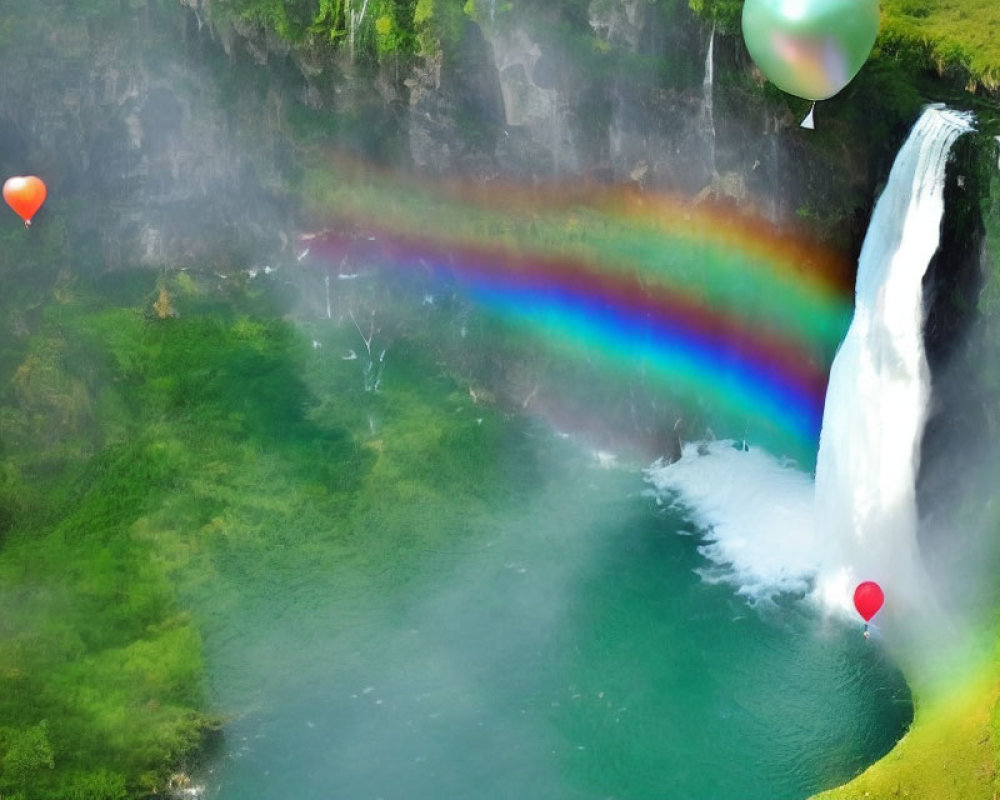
348 0 370 61
813 105 972 614
645 106 974 623
702 24 717 178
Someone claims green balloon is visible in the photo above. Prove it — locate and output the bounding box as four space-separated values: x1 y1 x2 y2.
741 0 880 101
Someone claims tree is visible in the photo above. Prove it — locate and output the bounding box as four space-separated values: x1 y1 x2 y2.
0 722 55 798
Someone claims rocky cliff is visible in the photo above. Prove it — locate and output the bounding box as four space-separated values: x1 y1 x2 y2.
1 0 971 276
2 0 998 464
404 0 893 246
0 2 295 271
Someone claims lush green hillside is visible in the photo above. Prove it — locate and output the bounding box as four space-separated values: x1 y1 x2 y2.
0 259 546 797
880 0 1000 92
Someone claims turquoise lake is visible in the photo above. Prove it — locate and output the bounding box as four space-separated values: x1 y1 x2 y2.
196 397 912 800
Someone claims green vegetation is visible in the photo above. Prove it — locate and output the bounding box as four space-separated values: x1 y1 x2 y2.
0 256 548 797
2 1 1000 797
209 0 415 50
206 0 468 56
879 0 1000 93
687 0 742 32
813 653 1000 799
687 0 1000 96
192 0 1000 100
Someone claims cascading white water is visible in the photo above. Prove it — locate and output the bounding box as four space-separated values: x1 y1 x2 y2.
646 106 973 623
813 105 972 615
702 25 716 177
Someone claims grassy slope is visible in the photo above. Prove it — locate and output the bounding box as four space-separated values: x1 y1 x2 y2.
879 0 1000 92
696 0 1000 94
813 652 1000 799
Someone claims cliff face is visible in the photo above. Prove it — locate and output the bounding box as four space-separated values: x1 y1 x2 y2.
0 3 295 271
405 0 885 244
0 0 937 276
918 133 1000 612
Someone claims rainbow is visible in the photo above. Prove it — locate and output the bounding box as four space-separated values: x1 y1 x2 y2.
302 177 853 455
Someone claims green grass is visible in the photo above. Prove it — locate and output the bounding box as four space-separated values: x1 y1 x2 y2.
812 652 1000 799
0 265 547 797
880 0 1000 92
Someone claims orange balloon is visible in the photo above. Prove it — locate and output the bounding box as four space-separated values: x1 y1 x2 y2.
3 175 47 226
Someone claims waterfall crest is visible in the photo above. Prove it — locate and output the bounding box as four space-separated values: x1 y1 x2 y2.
645 106 973 622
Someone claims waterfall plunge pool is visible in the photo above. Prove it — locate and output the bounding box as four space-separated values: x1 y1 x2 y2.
193 390 911 800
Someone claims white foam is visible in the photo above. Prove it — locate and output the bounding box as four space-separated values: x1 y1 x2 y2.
646 441 820 603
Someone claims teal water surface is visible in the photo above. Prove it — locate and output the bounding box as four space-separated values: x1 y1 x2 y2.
198 421 910 800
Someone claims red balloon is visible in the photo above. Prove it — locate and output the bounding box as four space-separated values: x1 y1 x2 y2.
3 175 47 226
853 581 884 622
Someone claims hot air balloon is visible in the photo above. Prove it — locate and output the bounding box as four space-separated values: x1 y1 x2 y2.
741 0 880 128
3 176 47 227
853 580 884 637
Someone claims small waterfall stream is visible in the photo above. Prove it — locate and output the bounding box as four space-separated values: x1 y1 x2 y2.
702 24 717 177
